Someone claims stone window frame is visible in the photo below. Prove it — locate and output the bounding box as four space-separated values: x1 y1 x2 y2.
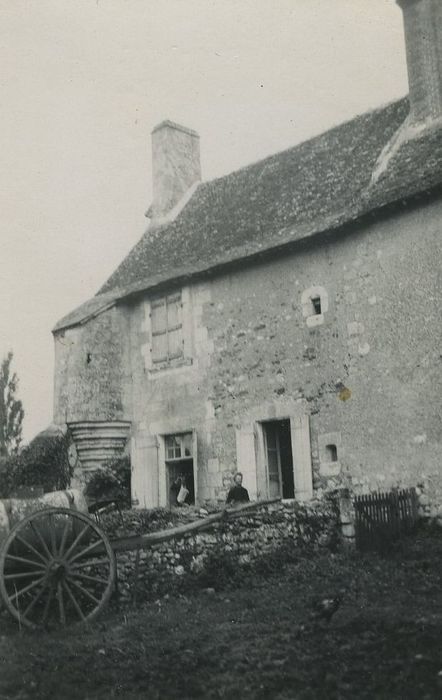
318 432 342 478
301 286 329 327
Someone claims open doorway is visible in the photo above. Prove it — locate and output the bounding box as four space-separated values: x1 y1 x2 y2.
165 432 195 506
262 419 295 499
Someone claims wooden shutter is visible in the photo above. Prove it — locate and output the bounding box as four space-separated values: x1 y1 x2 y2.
192 430 198 502
151 299 168 363
290 415 313 501
167 293 183 360
263 423 282 499
235 425 257 501
131 434 159 509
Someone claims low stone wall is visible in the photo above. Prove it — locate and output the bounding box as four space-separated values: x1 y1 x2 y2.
106 499 339 605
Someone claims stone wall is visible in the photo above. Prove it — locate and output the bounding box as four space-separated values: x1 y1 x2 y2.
53 194 442 514
126 195 442 512
108 499 339 605
53 305 132 424
201 198 442 508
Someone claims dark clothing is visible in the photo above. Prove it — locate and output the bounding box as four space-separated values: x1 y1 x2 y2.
226 484 250 504
170 477 191 506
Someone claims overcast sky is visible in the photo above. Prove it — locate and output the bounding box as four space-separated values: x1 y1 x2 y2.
0 0 408 442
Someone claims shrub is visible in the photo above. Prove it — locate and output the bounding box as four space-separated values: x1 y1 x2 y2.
0 428 72 497
194 547 246 589
84 455 131 507
99 507 180 538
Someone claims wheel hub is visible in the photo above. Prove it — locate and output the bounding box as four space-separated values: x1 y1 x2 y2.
47 558 67 582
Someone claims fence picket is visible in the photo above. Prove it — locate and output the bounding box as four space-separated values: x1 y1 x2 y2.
353 487 419 551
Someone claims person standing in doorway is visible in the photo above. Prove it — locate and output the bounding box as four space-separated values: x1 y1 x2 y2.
171 474 190 506
226 472 250 505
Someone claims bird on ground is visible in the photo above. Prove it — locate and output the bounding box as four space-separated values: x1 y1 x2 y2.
310 594 342 624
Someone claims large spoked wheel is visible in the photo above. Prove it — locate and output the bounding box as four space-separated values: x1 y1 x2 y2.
0 508 116 629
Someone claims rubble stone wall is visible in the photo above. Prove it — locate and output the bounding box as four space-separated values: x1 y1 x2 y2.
110 500 339 604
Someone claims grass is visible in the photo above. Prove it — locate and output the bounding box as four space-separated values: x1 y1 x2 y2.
1 527 442 699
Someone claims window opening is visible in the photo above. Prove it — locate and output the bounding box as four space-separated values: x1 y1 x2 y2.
263 419 295 499
311 296 322 315
151 292 183 364
165 432 195 506
325 444 338 462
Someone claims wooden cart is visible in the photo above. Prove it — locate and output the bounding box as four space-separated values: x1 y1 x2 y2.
0 492 116 629
0 492 278 629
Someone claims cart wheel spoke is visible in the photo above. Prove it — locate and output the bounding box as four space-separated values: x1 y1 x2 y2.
58 515 71 557
48 513 57 556
68 538 103 565
22 584 47 619
63 524 91 560
71 571 110 586
0 507 116 629
15 533 48 565
62 580 86 622
8 575 46 601
4 570 46 581
57 582 66 625
5 553 46 570
67 577 101 605
29 521 53 561
41 585 55 625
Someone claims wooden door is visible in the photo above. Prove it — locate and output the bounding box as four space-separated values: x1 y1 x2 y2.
263 423 283 498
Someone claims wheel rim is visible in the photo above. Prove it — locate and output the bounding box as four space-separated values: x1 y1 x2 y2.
0 508 116 629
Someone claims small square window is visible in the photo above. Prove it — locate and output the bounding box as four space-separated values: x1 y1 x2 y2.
325 444 338 462
311 296 322 315
301 286 328 327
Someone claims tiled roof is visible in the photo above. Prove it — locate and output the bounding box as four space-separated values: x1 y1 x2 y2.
54 293 117 333
54 97 442 331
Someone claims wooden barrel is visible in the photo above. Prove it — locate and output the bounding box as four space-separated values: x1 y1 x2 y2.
0 490 88 546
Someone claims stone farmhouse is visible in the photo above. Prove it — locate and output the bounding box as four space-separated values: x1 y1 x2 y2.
53 1 442 512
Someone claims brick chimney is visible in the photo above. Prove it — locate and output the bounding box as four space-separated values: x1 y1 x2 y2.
150 120 201 221
397 0 442 124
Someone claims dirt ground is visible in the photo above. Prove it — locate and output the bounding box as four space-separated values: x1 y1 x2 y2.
1 528 442 700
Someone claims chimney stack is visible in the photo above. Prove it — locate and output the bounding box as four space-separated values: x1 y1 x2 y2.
150 120 201 221
397 0 442 124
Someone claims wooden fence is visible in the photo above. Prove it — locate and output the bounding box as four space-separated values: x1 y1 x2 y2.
354 488 419 551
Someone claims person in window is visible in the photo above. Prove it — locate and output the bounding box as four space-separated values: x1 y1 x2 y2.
226 472 250 505
171 474 190 506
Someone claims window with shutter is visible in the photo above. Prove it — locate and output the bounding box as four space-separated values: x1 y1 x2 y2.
151 292 184 364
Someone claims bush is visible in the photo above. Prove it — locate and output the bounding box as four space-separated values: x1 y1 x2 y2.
0 428 72 497
194 547 246 589
99 507 181 538
84 455 131 507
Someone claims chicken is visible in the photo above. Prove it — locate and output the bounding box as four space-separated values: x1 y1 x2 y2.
310 594 342 623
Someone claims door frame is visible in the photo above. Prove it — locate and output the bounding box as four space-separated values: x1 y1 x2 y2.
158 429 198 507
254 414 313 501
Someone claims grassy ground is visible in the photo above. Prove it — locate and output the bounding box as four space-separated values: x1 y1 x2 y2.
1 528 442 699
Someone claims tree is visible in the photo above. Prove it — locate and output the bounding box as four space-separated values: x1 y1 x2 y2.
0 351 24 458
